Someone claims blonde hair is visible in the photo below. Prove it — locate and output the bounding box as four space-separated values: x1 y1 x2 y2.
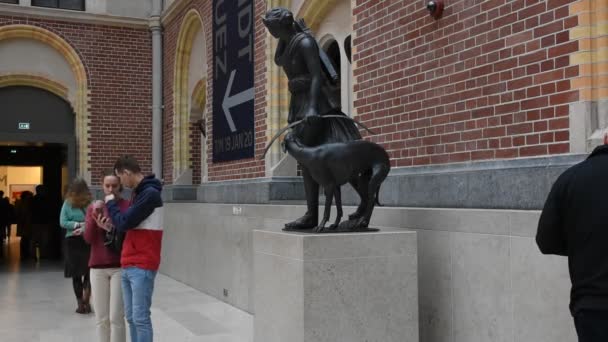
65 178 92 209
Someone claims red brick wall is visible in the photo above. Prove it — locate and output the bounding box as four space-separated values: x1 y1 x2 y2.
163 0 267 184
0 16 153 184
353 0 578 167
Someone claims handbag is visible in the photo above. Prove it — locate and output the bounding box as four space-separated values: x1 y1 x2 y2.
93 204 124 255
103 227 125 255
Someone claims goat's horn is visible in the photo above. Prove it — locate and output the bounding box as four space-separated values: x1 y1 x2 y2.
321 115 377 135
259 115 377 160
260 119 303 160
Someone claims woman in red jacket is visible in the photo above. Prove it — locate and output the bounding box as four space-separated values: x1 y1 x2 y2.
84 170 129 342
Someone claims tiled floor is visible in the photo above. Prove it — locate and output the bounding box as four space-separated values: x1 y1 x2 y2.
0 232 253 342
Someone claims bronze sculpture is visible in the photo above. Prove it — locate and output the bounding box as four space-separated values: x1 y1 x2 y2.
262 7 390 232
282 132 390 232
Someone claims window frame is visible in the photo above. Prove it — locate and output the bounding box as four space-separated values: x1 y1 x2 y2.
31 0 85 11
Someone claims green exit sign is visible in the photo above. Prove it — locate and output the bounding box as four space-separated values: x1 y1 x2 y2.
18 122 30 130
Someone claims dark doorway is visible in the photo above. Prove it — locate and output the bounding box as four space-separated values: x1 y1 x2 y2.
0 144 67 260
0 86 76 180
0 86 76 263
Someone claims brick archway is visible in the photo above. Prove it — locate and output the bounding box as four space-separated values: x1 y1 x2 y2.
0 74 70 102
0 25 89 180
297 0 341 32
173 8 206 183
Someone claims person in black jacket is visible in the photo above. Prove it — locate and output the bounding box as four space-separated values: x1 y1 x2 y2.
0 191 7 257
31 185 57 259
537 133 608 342
0 191 7 241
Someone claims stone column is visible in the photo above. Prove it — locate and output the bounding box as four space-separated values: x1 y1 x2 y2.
151 0 163 177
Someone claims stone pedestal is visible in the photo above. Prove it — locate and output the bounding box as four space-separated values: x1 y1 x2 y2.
253 229 419 342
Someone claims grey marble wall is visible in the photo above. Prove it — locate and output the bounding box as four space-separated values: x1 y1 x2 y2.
161 203 576 342
162 154 585 209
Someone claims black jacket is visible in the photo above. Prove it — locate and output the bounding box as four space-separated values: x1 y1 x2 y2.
31 194 56 225
537 145 608 314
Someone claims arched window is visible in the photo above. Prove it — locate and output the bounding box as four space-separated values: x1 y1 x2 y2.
173 9 207 185
322 39 342 107
344 35 352 64
311 0 354 116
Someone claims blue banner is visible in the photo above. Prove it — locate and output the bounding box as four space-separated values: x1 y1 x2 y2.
212 0 255 162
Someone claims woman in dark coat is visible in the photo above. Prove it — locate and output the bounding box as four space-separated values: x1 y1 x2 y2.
60 178 92 314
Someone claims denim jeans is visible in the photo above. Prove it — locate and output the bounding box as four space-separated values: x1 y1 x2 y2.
122 267 156 342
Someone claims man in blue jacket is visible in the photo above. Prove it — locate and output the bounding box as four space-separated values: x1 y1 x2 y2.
104 155 163 342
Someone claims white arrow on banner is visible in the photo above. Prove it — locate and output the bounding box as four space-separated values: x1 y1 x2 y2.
222 69 254 133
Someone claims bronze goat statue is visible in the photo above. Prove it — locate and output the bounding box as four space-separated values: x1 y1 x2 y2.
281 132 391 232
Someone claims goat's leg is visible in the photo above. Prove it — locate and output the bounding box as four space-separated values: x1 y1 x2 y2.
348 172 370 220
314 185 334 233
330 186 343 229
358 165 390 229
